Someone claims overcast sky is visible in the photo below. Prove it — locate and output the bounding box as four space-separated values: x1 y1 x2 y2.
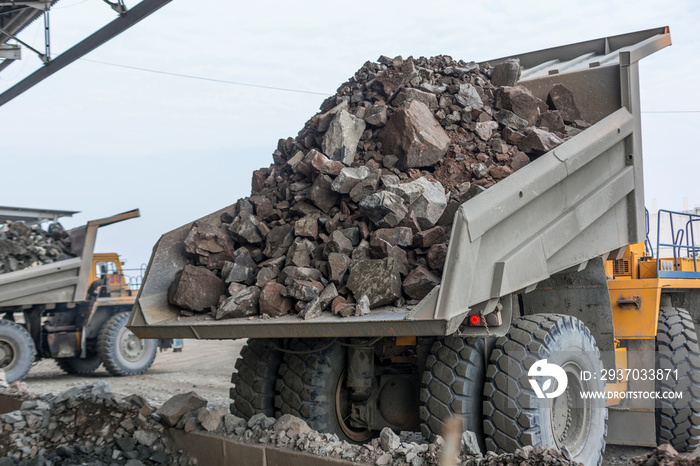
1 0 698 270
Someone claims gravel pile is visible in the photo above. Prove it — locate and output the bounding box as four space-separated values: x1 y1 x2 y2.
630 444 698 465
0 382 194 466
0 384 585 465
0 221 75 275
168 54 588 320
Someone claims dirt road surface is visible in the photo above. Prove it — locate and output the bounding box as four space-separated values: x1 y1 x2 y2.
24 339 245 407
18 339 665 463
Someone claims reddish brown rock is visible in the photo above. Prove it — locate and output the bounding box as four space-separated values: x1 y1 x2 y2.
248 196 276 221
489 165 514 181
183 221 236 270
427 243 448 271
374 59 418 97
285 279 323 302
402 266 441 300
168 265 226 313
251 168 269 194
328 253 351 284
495 86 545 126
503 127 525 145
364 103 388 127
294 215 318 239
305 149 345 176
537 111 566 134
259 282 293 317
547 83 581 122
216 286 260 319
228 282 246 296
518 128 564 154
156 392 207 427
372 227 413 247
331 296 348 315
347 258 402 308
262 224 294 258
413 226 445 248
309 174 339 213
380 100 450 170
229 211 263 244
510 152 531 171
280 266 322 283
491 58 521 87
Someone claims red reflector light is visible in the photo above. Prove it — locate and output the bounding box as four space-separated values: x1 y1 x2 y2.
469 315 482 326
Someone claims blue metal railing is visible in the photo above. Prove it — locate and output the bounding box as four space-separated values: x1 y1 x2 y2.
655 209 700 278
644 208 653 258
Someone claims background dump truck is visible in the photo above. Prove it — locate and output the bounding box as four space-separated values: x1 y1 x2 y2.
0 208 158 383
128 27 697 465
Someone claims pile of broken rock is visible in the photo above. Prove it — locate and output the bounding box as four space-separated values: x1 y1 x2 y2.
0 383 584 466
0 382 194 466
168 54 588 321
0 221 74 275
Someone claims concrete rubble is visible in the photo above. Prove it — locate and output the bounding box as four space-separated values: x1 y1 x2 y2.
167 54 588 320
0 383 591 465
0 221 75 275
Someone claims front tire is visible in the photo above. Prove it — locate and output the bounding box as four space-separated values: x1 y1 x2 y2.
484 314 606 466
56 352 102 375
97 312 157 376
0 320 36 383
275 339 374 443
230 339 281 419
655 307 700 452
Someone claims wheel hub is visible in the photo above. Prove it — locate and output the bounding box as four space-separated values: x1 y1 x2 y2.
550 362 591 457
335 370 374 442
0 339 17 370
119 329 145 362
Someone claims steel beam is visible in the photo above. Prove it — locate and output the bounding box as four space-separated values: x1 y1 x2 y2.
0 0 172 107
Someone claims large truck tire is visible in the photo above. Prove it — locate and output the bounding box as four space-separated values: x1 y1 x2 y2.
419 336 487 450
655 307 700 452
0 320 36 383
56 353 102 375
275 339 374 443
97 312 157 376
230 339 281 419
484 314 606 466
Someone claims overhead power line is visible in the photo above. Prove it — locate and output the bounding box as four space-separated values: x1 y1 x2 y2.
31 55 700 110
81 58 333 96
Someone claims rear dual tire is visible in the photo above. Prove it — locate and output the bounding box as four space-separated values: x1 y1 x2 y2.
230 339 281 419
275 339 374 443
56 352 102 375
419 336 487 451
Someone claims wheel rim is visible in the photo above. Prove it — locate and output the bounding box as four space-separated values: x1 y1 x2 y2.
550 361 591 457
118 327 146 362
335 370 374 442
0 338 17 371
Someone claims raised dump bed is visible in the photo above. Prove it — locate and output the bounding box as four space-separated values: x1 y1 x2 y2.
129 27 670 340
128 28 674 465
0 209 160 385
0 210 139 307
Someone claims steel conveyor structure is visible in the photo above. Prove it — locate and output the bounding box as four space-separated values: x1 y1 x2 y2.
0 0 172 107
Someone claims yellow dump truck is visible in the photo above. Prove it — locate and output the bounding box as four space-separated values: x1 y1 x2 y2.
128 27 696 465
0 208 158 383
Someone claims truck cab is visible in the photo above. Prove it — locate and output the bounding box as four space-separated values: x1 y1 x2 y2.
90 253 133 298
